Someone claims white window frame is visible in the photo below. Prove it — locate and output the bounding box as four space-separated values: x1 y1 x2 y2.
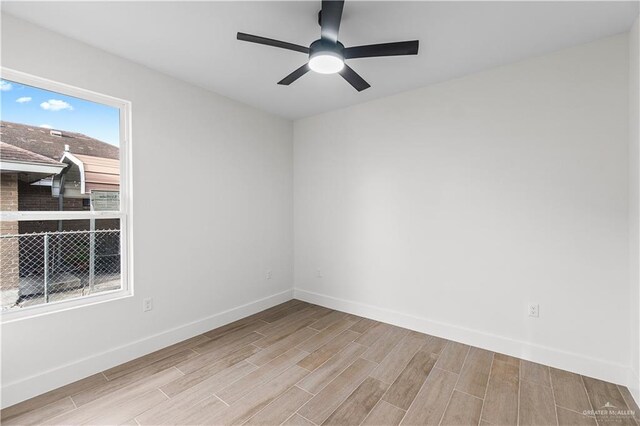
0 67 133 322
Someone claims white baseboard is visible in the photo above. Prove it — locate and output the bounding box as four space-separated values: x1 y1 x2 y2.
1 289 293 409
294 288 630 388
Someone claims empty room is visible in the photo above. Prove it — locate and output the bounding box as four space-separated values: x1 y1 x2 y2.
0 1 639 425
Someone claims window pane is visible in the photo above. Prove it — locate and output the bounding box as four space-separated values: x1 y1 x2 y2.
0 79 120 212
0 219 121 311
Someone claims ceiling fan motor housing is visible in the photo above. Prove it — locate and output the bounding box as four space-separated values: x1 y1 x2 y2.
309 39 345 62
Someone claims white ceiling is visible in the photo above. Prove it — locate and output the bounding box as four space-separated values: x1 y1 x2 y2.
3 1 638 119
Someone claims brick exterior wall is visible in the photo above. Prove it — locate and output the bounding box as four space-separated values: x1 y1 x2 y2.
19 181 89 234
1 173 19 290
18 181 86 212
17 182 119 233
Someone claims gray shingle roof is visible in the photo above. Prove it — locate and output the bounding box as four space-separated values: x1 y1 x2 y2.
0 121 119 161
0 141 63 166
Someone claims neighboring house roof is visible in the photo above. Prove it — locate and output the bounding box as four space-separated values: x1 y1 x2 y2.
0 121 119 161
0 141 66 178
1 121 120 196
0 141 65 166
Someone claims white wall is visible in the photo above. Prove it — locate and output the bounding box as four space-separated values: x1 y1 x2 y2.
629 16 640 403
294 35 631 386
1 14 293 407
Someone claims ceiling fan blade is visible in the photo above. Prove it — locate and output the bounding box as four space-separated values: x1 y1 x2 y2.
339 64 370 92
344 40 419 59
237 32 309 54
278 63 311 85
320 0 345 43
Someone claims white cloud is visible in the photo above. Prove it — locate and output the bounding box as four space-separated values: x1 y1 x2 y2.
16 96 32 103
40 99 73 111
0 80 12 91
39 124 53 129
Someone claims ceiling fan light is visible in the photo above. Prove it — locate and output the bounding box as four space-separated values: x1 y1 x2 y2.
309 52 344 74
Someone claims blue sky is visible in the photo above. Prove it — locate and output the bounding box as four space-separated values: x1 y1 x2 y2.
0 79 120 146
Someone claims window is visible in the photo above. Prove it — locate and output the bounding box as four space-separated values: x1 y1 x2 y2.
0 68 131 320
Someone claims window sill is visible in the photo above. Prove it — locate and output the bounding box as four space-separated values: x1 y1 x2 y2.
0 289 133 324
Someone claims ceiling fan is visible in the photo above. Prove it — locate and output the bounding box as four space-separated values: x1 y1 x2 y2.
237 0 419 92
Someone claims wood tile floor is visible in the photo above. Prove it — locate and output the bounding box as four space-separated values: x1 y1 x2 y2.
2 300 639 426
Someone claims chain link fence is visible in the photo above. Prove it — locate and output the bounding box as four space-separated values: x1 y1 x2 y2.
0 229 121 311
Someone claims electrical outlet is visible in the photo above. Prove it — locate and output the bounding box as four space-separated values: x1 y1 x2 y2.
528 304 539 318
316 269 322 278
143 298 153 312
266 270 272 280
